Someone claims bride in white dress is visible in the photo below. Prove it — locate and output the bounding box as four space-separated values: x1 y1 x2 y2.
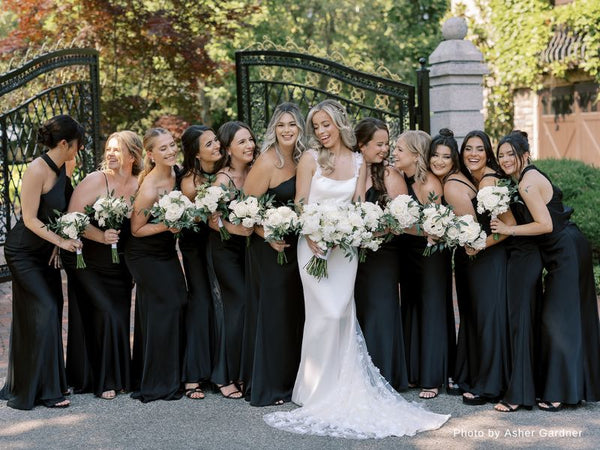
264 100 450 439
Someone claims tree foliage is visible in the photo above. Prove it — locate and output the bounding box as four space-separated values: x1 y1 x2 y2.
455 0 600 139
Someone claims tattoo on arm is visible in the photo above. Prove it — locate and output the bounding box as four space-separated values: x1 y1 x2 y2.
523 185 533 194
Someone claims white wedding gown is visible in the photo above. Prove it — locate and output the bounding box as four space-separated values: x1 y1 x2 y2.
264 150 450 439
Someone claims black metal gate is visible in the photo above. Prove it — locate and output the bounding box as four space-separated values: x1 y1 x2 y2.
235 49 429 139
0 48 101 282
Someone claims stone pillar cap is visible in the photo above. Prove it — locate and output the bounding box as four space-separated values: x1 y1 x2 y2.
442 17 468 40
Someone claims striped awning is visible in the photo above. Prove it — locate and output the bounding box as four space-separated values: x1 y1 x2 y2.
541 26 586 64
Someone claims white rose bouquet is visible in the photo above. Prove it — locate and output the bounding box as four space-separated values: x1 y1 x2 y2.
194 183 233 240
382 194 422 234
84 195 131 263
476 184 512 240
299 199 356 280
148 190 197 235
420 202 456 256
47 211 90 268
228 193 265 247
454 214 487 251
352 202 386 262
262 205 300 265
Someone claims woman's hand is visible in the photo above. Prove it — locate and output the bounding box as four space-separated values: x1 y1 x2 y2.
305 236 325 257
490 217 511 235
103 228 120 245
269 239 289 253
225 221 253 236
59 238 83 253
168 227 181 234
464 245 481 257
48 246 62 269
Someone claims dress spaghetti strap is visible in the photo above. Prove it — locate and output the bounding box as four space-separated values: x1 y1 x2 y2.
446 177 477 194
102 172 110 196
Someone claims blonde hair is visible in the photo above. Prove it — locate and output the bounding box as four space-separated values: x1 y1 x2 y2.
101 130 144 176
261 102 306 167
305 99 356 173
137 128 170 185
397 130 431 184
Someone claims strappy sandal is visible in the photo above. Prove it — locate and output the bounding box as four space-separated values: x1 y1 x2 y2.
185 387 205 400
537 401 563 412
217 383 242 399
494 400 532 412
100 390 116 400
419 388 439 399
45 399 70 408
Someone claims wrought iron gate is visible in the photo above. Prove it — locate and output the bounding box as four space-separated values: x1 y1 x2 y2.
235 48 429 139
0 48 101 282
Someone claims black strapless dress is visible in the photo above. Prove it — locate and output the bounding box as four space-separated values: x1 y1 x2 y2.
1 154 71 409
207 228 247 385
453 175 510 399
240 176 304 405
354 186 408 391
62 214 133 397
398 175 454 390
505 165 600 405
124 213 187 402
179 221 213 385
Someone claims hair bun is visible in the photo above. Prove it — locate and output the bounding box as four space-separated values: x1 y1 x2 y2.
511 129 528 140
439 128 454 138
37 125 51 146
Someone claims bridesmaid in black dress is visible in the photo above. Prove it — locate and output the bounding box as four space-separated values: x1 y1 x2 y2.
491 130 600 412
207 121 256 399
353 118 409 392
178 125 225 399
1 115 84 409
429 129 512 405
63 131 142 399
125 128 187 402
392 130 454 399
241 103 305 405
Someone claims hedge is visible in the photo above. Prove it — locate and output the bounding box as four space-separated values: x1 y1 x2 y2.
534 159 600 262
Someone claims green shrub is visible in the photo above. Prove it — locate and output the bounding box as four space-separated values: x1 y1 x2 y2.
534 159 600 261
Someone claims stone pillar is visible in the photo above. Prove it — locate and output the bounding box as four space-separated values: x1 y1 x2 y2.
429 17 488 145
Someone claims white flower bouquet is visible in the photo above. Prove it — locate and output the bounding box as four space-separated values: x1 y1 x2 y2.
228 193 264 247
148 190 197 234
382 194 422 234
476 184 511 240
84 195 131 263
194 183 233 240
454 214 487 251
420 202 456 256
352 202 386 262
47 211 90 268
262 205 300 265
298 199 356 280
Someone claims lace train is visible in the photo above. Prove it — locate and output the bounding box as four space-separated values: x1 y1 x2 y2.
264 321 450 439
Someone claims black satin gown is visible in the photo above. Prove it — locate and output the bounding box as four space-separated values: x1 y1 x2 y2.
179 221 214 385
1 154 71 409
398 175 455 390
240 177 304 405
207 227 247 386
505 165 600 405
354 187 408 392
124 214 187 402
452 176 510 399
62 214 133 397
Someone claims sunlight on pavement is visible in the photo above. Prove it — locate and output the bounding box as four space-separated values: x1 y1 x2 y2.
0 414 90 436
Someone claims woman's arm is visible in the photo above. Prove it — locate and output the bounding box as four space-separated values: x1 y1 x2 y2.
67 171 119 245
20 159 82 252
384 167 408 199
352 158 368 202
490 171 553 236
294 152 315 206
130 182 169 237
210 171 253 236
